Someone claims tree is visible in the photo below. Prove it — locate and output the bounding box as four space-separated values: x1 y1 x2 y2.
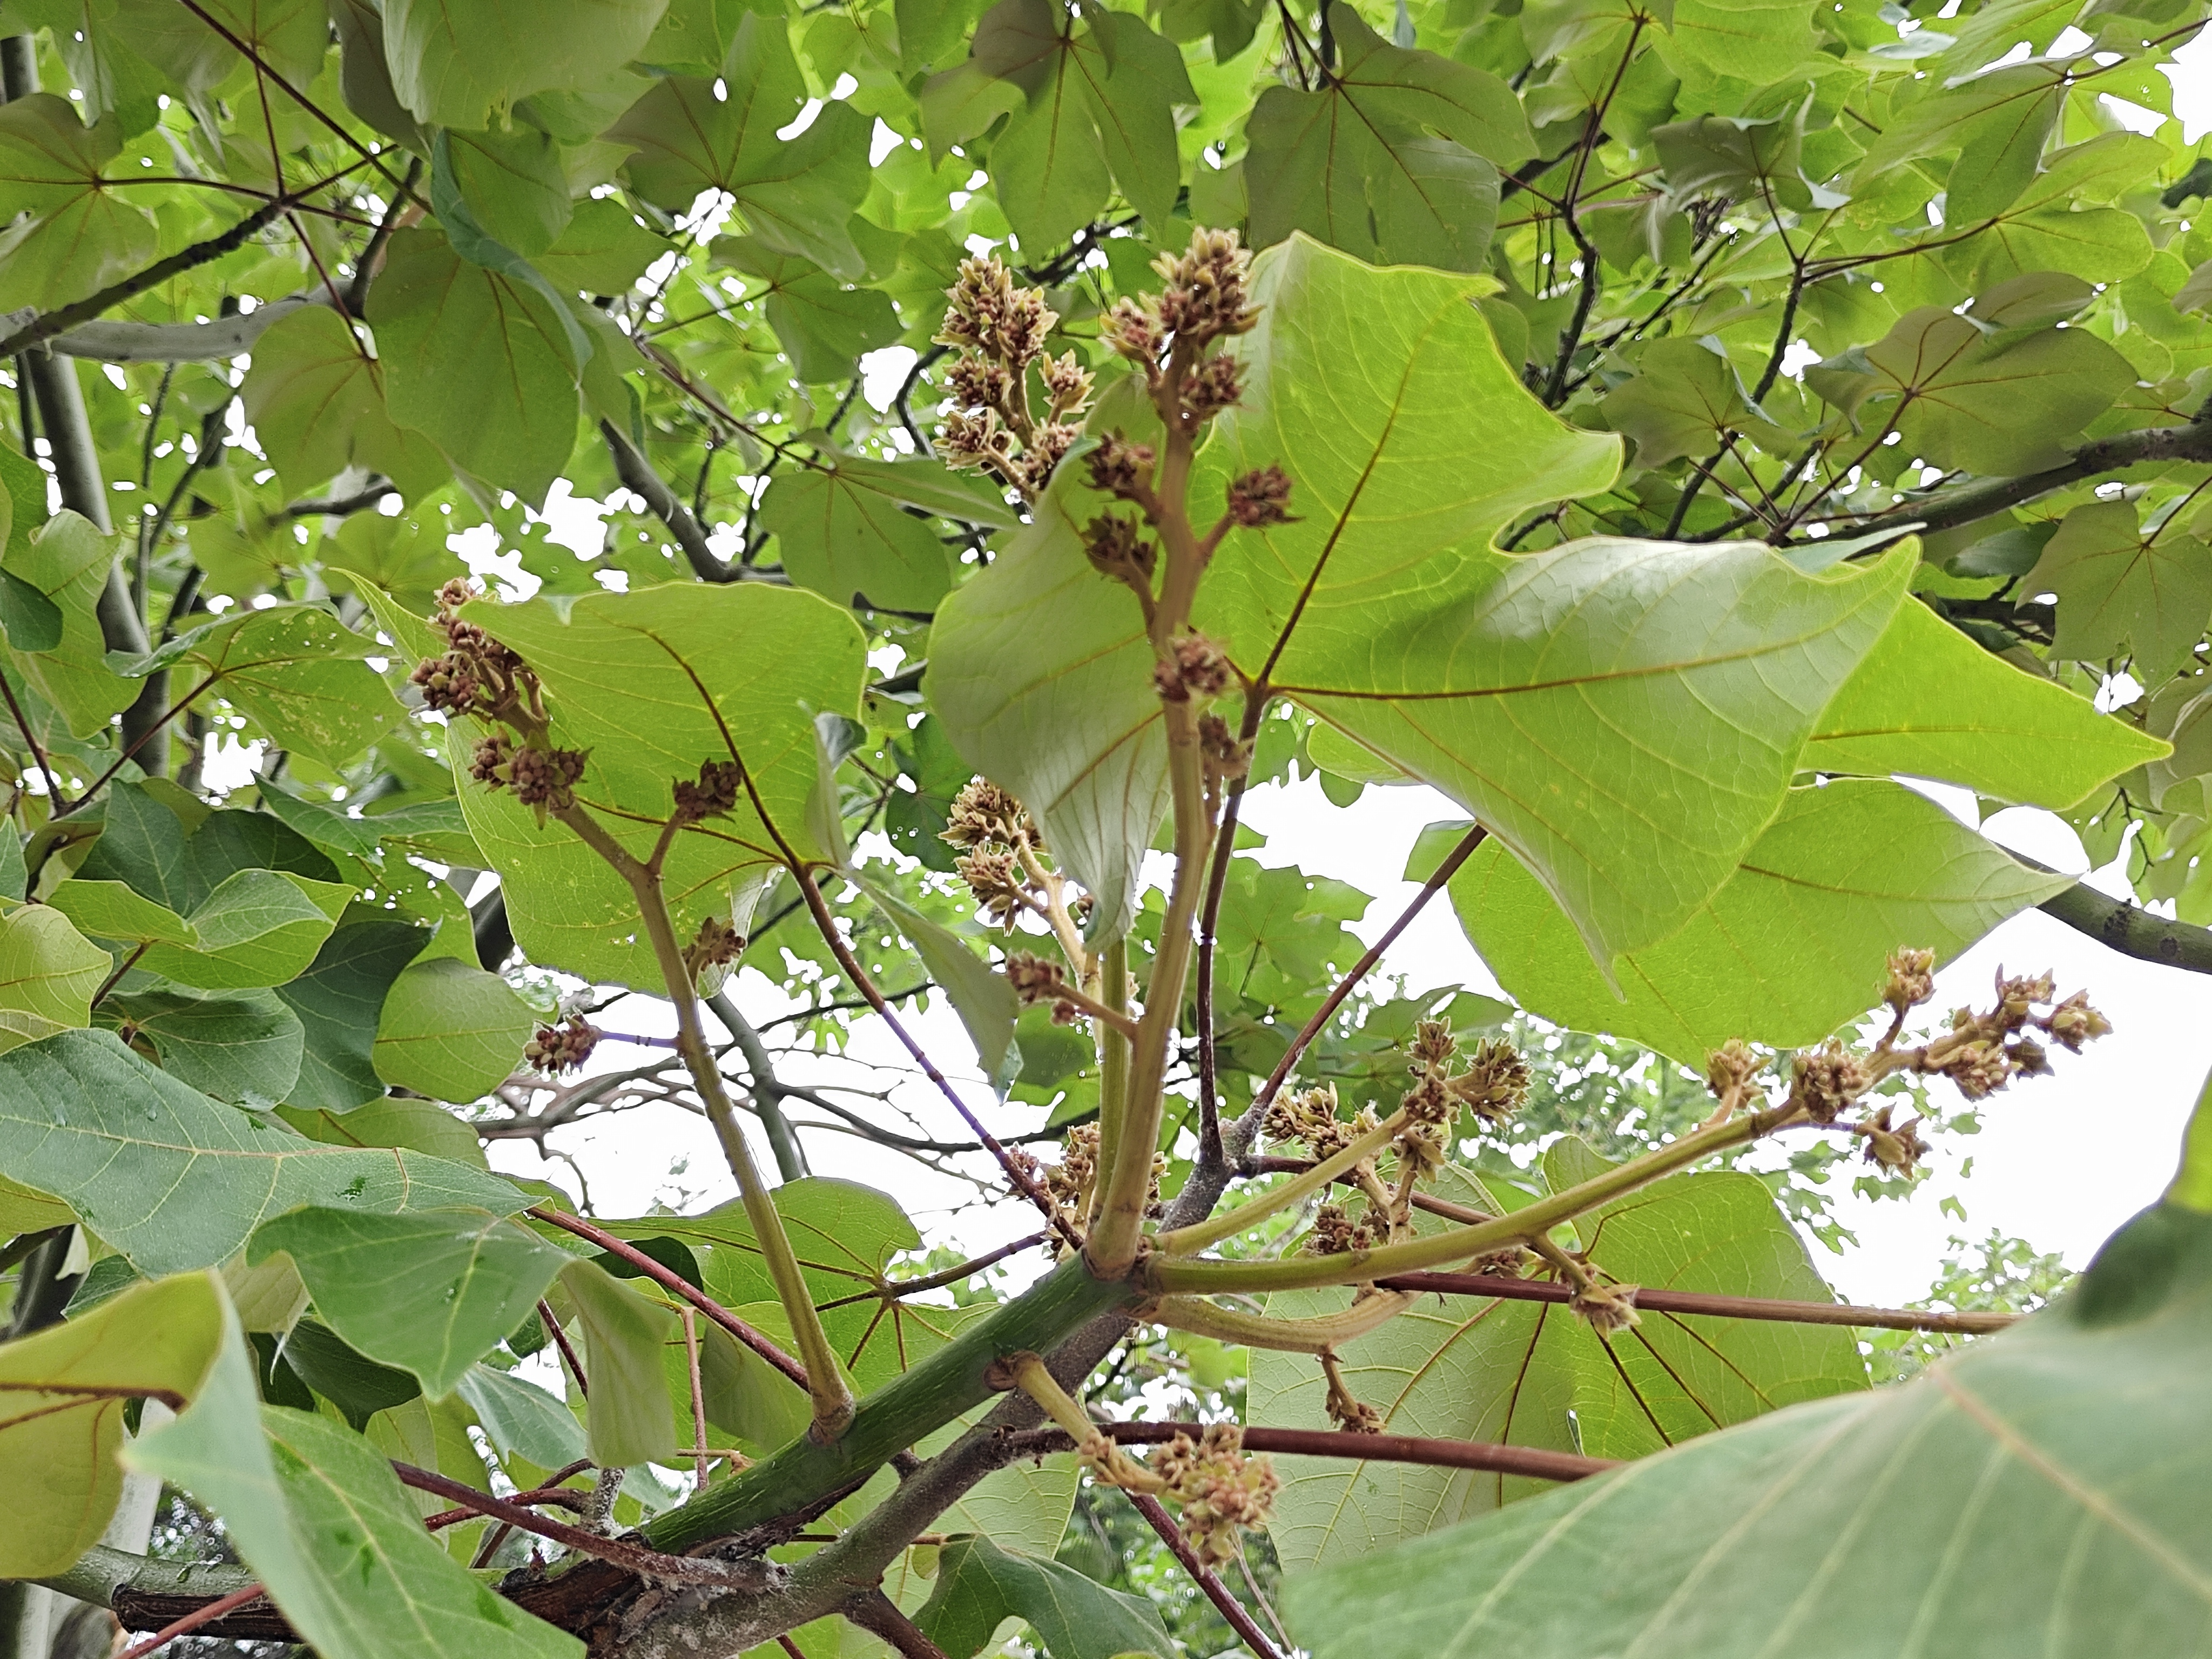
0 0 2208 1655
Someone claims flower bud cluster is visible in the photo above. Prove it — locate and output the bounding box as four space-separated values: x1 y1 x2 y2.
1151 1423 1279 1568
1264 1083 1377 1162
1197 713 1252 788
1101 228 1257 419
683 915 744 982
412 578 528 721
1152 632 1235 704
672 758 745 824
470 730 586 826
942 779 1057 930
1004 950 1093 1028
1046 1122 1100 1213
934 254 1093 501
1085 433 1155 500
1569 1279 1641 1337
524 1015 601 1076
1309 1202 1375 1256
1082 514 1157 588
1226 465 1295 529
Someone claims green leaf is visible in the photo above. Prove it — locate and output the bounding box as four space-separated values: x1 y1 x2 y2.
0 1270 227 1577
1602 339 1766 469
916 1534 1173 1659
120 604 395 769
0 1028 523 1274
444 124 574 258
1245 5 1525 271
1955 133 2161 289
558 1257 678 1468
0 565 60 653
372 956 535 1102
46 878 200 950
450 582 866 987
803 453 1018 531
531 196 670 296
280 1318 424 1428
130 1333 582 1659
1803 596 2167 808
1253 1157 1865 1568
760 464 955 611
1809 307 2134 477
1282 1200 2212 1659
609 14 871 275
108 0 327 91
240 307 444 500
851 870 1020 1088
0 902 109 1053
1451 780 2070 1064
275 1095 488 1168
273 916 433 1111
0 94 155 312
456 1363 588 1469
1197 235 1905 965
370 227 582 507
635 1177 920 1305
138 868 352 992
712 239 902 385
105 987 306 1105
381 0 671 131
252 1206 571 1396
2027 500 2212 683
1 511 133 739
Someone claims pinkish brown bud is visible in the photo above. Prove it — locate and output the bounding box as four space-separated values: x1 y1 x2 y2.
1226 464 1294 528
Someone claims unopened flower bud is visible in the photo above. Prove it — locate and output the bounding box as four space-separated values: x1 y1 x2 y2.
1154 226 1257 347
1154 633 1235 703
470 731 515 788
672 758 745 823
1789 1038 1871 1124
1885 947 1937 1014
1226 464 1294 528
507 744 588 822
1082 514 1156 582
941 778 1029 849
1153 1423 1278 1567
1102 296 1160 365
1040 349 1094 416
1197 713 1251 781
1858 1104 1930 1175
1004 950 1067 1006
1944 1038 2012 1100
524 1015 600 1076
2044 990 2111 1052
1570 1279 1641 1337
1995 967 2058 1023
1179 354 1242 419
1704 1036 1763 1104
1411 1018 1456 1069
1452 1038 1531 1123
1085 432 1156 498
684 915 745 980
1309 1203 1372 1256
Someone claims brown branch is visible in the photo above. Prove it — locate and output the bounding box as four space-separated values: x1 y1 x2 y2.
1015 1420 1616 1482
116 1582 269 1659
1123 1491 1283 1659
602 418 737 585
1374 1271 2020 1334
793 867 1083 1247
842 1591 949 1659
389 1462 774 1588
1229 824 1489 1148
423 1464 593 1529
0 198 289 359
539 1296 588 1397
530 1204 810 1388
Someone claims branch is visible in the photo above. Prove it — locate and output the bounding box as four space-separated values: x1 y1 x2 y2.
1841 409 2212 540
389 1462 774 1588
842 1591 948 1659
0 198 289 359
1017 1420 1616 1482
114 1583 267 1659
1123 1490 1284 1659
2034 871 2212 976
1226 823 1489 1154
347 156 421 315
528 1205 811 1386
602 418 738 584
1374 1271 2020 1334
708 990 811 1179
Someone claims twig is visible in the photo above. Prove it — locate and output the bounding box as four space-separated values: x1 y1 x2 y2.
1373 1271 2020 1334
1230 824 1489 1146
793 867 1083 1248
1013 1420 1615 1482
602 418 737 584
813 1231 1050 1311
115 1582 268 1659
530 1205 809 1388
539 1297 588 1397
682 1306 710 1487
389 1463 773 1587
844 1589 950 1659
1124 1490 1282 1659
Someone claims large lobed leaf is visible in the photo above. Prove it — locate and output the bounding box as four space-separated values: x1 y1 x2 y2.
1251 1152 1865 1569
1284 1195 2212 1659
0 1028 524 1274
